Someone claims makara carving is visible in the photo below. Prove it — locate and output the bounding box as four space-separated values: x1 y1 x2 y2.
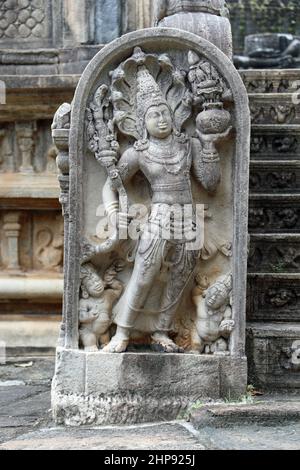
83 46 233 354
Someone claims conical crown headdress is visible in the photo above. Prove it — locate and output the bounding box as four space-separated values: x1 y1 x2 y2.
110 47 192 140
136 65 169 132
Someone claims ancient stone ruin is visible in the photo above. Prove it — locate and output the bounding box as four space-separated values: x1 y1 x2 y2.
51 1 250 425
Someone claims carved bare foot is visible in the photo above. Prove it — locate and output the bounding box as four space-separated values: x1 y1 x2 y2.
102 337 129 353
151 332 183 353
101 327 129 353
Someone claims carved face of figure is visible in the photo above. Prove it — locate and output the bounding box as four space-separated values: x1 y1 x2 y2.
82 271 105 298
145 104 172 139
206 284 228 310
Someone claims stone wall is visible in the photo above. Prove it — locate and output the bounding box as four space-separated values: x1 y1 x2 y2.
0 1 154 351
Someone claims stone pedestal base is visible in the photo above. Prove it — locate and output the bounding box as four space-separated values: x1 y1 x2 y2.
52 348 247 426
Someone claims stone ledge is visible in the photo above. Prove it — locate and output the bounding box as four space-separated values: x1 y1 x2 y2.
52 348 247 426
0 276 63 301
0 320 60 350
248 272 300 279
247 322 300 337
0 174 59 200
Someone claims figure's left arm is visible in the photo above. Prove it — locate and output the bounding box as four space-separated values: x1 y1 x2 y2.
191 137 221 193
105 279 124 306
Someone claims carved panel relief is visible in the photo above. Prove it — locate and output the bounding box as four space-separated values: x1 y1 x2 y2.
247 275 300 322
0 120 55 173
79 42 239 354
241 74 300 94
248 239 300 273
0 210 63 273
250 165 300 193
249 201 300 233
33 214 63 271
250 132 300 160
0 0 47 40
250 103 299 125
247 329 300 389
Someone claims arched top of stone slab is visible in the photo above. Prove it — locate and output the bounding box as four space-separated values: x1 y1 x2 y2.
69 28 250 159
67 28 250 355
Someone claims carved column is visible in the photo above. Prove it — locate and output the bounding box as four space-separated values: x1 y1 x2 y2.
136 0 154 29
3 212 21 271
154 0 233 59
52 103 72 348
0 129 14 171
0 130 5 166
16 122 37 174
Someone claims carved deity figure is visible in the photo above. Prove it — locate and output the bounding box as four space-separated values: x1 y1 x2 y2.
190 273 234 354
85 47 232 354
79 262 124 352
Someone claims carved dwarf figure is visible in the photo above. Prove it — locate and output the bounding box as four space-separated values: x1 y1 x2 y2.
79 261 123 352
190 273 234 354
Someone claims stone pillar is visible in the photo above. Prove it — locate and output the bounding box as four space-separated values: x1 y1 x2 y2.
0 129 14 172
52 103 71 348
0 130 5 166
3 212 21 271
154 0 233 59
16 122 36 174
136 0 154 29
94 0 122 44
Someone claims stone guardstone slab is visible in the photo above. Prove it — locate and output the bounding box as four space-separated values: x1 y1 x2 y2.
52 350 247 425
52 26 250 425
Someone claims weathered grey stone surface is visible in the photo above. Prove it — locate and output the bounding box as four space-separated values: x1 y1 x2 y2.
191 401 300 428
247 323 300 390
52 349 247 425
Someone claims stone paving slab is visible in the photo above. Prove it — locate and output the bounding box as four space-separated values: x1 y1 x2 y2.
190 401 300 428
0 356 55 386
0 423 206 451
199 424 300 451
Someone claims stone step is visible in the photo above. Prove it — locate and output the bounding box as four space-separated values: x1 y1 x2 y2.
250 125 300 161
240 69 300 95
249 160 300 194
249 94 300 126
0 275 63 301
248 234 300 275
190 401 300 429
0 320 60 353
249 195 300 234
0 173 60 208
246 322 300 390
247 274 300 323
